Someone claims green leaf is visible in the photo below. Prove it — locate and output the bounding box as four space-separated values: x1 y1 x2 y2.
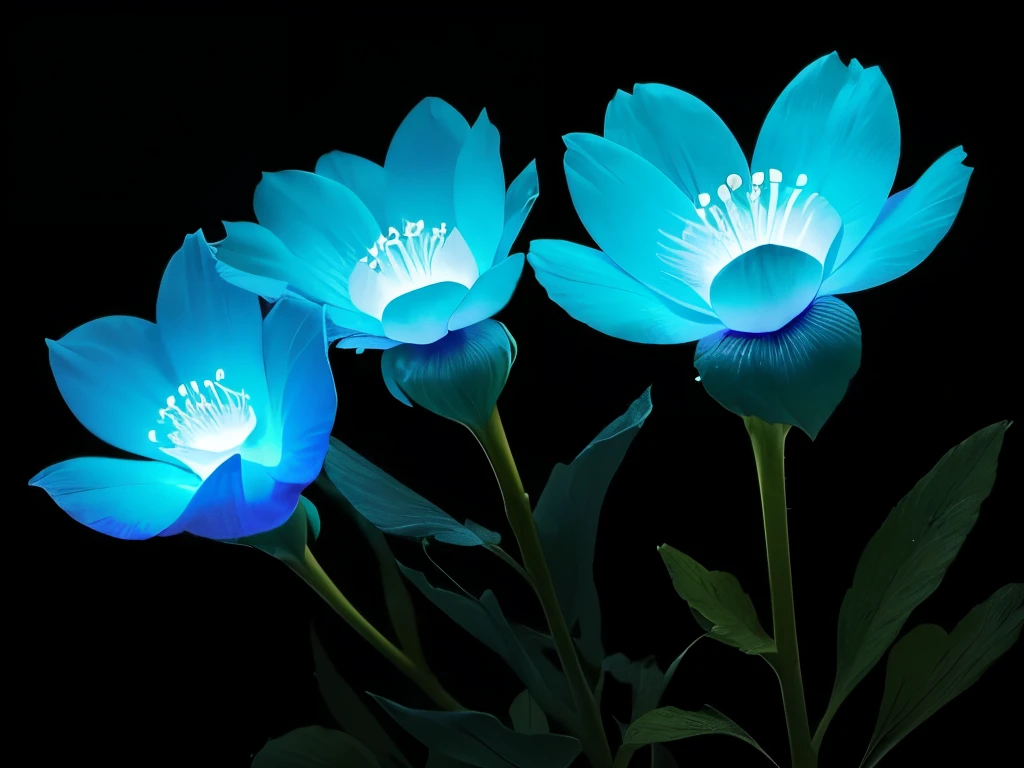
323 437 500 547
827 421 1010 723
604 637 702 722
534 387 653 668
310 628 410 767
317 474 429 669
398 563 576 728
509 690 549 735
370 695 581 768
231 495 318 565
861 583 1024 768
658 545 774 654
651 744 678 768
426 753 474 767
252 725 380 767
623 706 777 766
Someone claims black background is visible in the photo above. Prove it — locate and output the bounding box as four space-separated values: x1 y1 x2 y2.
12 16 1020 768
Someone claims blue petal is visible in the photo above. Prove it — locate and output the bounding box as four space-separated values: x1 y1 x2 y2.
708 245 823 333
385 97 470 229
315 150 388 230
258 298 337 485
211 222 294 300
380 320 516 433
380 282 469 345
167 454 304 540
448 253 524 331
563 133 716 315
494 160 540 266
335 334 404 350
324 304 387 340
529 240 723 344
29 457 199 540
156 232 270 424
604 84 750 202
819 147 972 296
454 109 506 274
752 53 900 264
46 315 180 463
253 170 381 309
694 296 862 440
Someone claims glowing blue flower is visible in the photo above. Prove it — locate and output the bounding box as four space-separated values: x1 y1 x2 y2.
29 232 337 540
529 53 971 438
212 97 538 350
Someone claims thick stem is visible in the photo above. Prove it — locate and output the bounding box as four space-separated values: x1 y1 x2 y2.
477 407 614 768
745 417 816 768
293 546 464 712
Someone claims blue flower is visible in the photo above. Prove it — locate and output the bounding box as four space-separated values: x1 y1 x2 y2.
528 53 971 438
211 97 539 350
29 232 337 540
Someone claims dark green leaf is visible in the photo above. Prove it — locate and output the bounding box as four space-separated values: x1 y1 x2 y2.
323 437 500 546
317 475 428 669
509 690 549 734
310 628 410 767
828 422 1010 725
398 564 576 728
232 495 317 565
370 696 581 768
623 706 776 765
861 583 1024 768
658 545 774 654
534 387 653 668
603 638 701 722
651 744 678 768
426 753 474 767
252 725 380 767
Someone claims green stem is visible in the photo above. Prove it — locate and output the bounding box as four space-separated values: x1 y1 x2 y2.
487 544 534 587
291 545 464 712
477 407 614 768
745 417 815 768
612 744 638 768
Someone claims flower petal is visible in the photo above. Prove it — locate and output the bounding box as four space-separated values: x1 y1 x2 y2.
694 296 861 440
752 53 900 264
29 457 199 540
253 170 381 308
563 133 716 315
46 315 179 463
385 97 470 229
315 150 388 229
529 239 723 344
258 298 337 485
335 334 404 351
493 160 540 266
168 454 304 540
448 253 524 331
381 282 469 345
156 231 270 422
323 303 387 340
211 227 292 301
454 109 506 274
604 84 750 202
381 320 516 432
709 245 824 333
819 147 972 296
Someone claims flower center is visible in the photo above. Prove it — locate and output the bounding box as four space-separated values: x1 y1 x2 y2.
659 169 842 303
348 219 478 320
148 368 257 480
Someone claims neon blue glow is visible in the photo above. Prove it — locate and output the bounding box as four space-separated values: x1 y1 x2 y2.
529 52 972 437
29 232 338 540
212 99 539 351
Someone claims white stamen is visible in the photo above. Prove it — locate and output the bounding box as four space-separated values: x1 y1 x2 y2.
656 169 842 302
150 369 257 480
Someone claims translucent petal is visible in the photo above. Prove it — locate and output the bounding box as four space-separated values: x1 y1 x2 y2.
493 160 540 266
454 109 506 274
380 282 469 345
315 150 388 229
694 296 862 439
29 457 199 539
448 253 524 331
529 240 723 343
753 53 900 264
604 84 750 202
820 147 972 296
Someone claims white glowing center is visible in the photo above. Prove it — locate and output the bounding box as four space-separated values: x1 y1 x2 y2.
348 219 479 320
659 169 842 302
148 368 257 480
